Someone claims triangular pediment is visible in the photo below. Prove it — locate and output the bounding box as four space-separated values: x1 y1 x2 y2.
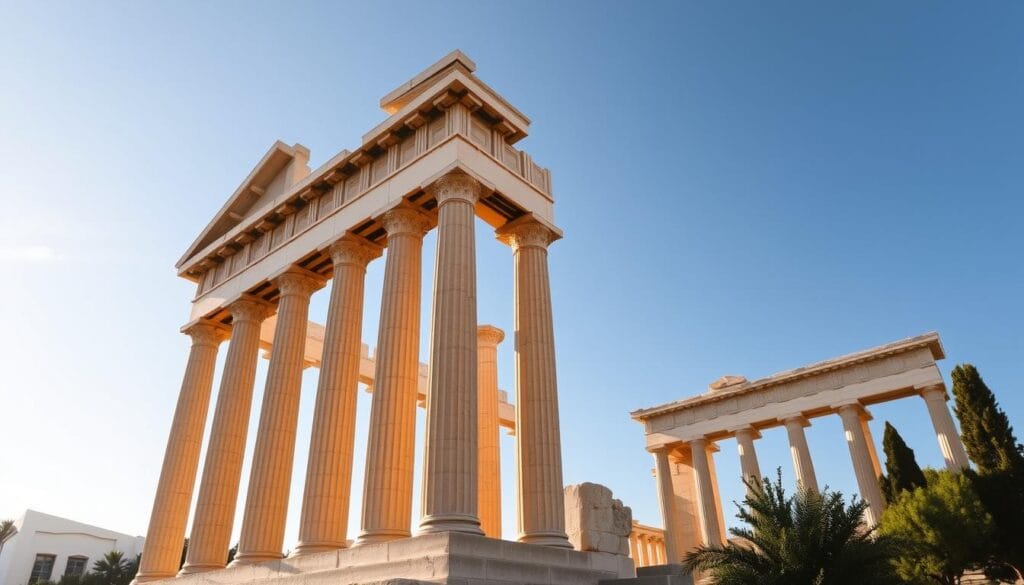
177 140 310 269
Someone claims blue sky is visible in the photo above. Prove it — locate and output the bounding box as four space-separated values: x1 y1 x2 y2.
1 1 1022 549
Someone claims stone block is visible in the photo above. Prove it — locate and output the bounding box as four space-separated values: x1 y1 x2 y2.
565 483 633 556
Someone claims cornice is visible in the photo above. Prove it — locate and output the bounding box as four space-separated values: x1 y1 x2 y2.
630 332 944 422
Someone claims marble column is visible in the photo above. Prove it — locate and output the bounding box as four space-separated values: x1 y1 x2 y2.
420 172 484 536
294 237 381 555
497 215 571 548
232 269 325 565
652 447 681 562
782 416 819 493
637 534 649 566
134 321 227 583
688 438 723 547
733 427 763 494
861 416 883 478
357 206 430 544
921 386 970 470
477 325 505 538
181 298 272 574
837 403 886 527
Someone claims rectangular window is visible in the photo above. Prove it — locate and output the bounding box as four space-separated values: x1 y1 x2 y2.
29 554 55 583
64 556 88 577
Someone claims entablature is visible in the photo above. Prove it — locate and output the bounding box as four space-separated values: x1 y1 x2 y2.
633 332 947 449
177 51 557 323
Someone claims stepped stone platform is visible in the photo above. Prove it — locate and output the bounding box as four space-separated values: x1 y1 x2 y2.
599 565 693 585
169 533 634 585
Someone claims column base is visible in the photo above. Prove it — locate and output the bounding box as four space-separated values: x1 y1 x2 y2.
130 572 174 585
353 528 411 546
519 530 574 549
227 551 284 567
290 541 347 556
178 562 222 576
418 513 485 536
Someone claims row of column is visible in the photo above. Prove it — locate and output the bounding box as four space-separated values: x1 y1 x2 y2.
135 171 570 583
653 390 969 561
628 528 666 568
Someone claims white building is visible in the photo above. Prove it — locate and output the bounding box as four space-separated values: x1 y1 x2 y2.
0 510 145 584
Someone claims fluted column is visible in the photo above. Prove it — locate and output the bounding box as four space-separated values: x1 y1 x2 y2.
232 269 325 565
134 321 227 583
420 172 484 536
652 447 681 562
477 325 505 538
357 206 430 544
294 237 381 555
733 427 763 494
688 438 723 547
921 386 970 470
181 298 272 574
837 403 886 527
497 215 571 548
629 531 641 565
782 416 819 493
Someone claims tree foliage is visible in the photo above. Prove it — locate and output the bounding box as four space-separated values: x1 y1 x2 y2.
951 364 1024 578
879 422 927 505
879 469 994 585
682 470 901 585
952 364 1024 475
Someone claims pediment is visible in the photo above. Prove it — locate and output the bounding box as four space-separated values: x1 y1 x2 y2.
177 141 310 269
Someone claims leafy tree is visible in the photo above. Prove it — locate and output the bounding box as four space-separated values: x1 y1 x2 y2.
682 470 901 585
0 518 16 557
951 364 1024 579
879 469 994 585
879 422 927 504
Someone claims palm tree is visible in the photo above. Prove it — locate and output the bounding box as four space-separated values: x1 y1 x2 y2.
0 519 16 558
683 470 901 585
92 550 130 585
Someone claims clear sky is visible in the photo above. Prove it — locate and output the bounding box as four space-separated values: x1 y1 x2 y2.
2 1 1022 550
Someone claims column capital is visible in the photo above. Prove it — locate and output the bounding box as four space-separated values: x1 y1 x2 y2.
228 295 275 324
729 425 762 440
920 385 949 402
496 215 562 251
328 235 383 268
428 171 482 206
274 267 326 298
781 415 810 428
835 402 869 419
476 324 505 347
183 320 229 347
381 205 430 238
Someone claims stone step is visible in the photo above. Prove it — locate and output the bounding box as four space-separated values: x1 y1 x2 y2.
636 564 687 577
599 576 693 585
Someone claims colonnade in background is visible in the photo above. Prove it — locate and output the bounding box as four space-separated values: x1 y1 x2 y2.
628 521 667 568
651 390 969 561
134 171 572 583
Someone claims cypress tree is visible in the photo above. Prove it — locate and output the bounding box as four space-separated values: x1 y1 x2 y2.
879 422 927 504
951 364 1024 474
950 363 1024 579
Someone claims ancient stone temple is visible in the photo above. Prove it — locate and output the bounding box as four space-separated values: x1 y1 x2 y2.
133 51 633 585
631 332 968 562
